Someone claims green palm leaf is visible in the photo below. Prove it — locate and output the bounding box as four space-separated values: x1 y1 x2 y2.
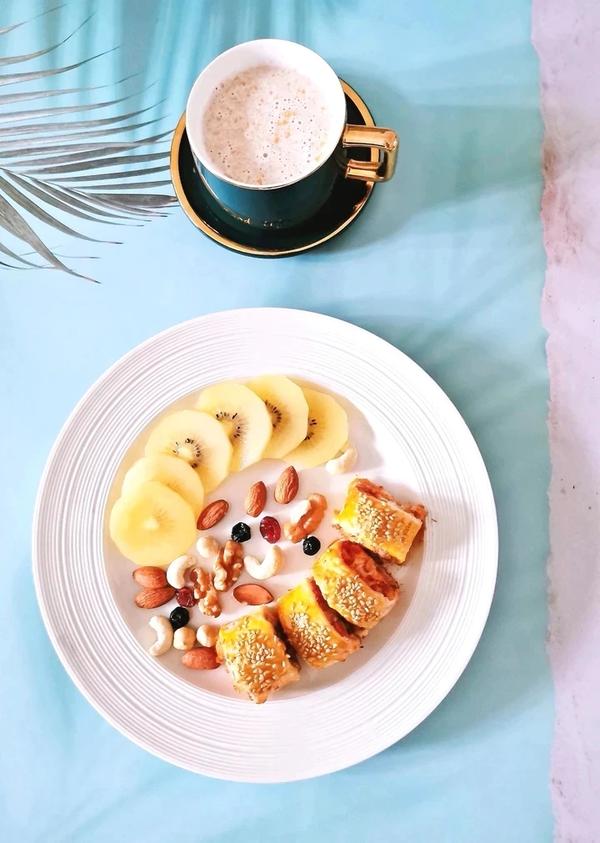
0 9 176 282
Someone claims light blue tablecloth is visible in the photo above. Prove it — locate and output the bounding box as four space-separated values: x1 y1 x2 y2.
0 1 551 840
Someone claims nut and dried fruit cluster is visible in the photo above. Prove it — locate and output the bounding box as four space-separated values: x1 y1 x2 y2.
133 462 335 673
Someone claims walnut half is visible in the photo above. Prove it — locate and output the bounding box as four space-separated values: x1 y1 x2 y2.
284 494 327 543
213 540 244 592
193 567 221 617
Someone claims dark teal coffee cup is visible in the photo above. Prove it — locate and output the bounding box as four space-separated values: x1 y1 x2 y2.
186 39 398 230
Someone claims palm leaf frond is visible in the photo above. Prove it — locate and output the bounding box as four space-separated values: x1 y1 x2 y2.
5 129 172 161
0 9 175 282
0 193 94 280
55 164 169 183
0 119 165 148
0 49 117 89
0 5 65 37
0 237 45 267
0 15 92 67
7 173 142 226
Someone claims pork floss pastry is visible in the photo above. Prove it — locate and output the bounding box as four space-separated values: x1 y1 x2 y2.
216 609 300 704
333 478 426 564
312 539 400 631
278 578 360 668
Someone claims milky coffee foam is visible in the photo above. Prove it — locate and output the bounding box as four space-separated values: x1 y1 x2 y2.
202 64 333 186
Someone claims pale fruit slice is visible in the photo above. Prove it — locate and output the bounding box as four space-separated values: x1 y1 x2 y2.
122 454 205 518
109 480 197 567
284 387 348 469
195 382 272 472
247 375 309 459
144 409 232 493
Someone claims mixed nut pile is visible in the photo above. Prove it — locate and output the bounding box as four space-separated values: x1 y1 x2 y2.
134 463 335 670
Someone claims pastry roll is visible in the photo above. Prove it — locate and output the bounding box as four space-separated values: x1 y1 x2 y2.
312 539 399 630
278 578 360 669
333 478 426 564
216 609 300 704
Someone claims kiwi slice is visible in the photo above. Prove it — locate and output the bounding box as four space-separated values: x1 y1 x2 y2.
144 409 232 493
195 382 272 471
109 480 197 566
121 454 205 518
247 375 309 459
284 387 348 469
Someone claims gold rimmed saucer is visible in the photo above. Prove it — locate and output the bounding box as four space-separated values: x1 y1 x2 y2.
170 80 377 257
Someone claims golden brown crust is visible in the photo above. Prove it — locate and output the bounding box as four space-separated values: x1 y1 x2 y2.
333 478 426 564
277 578 360 669
216 609 300 704
312 540 399 630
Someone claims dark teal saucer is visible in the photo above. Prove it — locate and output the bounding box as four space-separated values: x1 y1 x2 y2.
170 81 376 257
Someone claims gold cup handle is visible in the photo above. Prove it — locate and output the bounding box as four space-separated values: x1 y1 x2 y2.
342 124 398 182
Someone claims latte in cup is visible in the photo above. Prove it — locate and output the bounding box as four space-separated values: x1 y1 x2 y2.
202 64 335 187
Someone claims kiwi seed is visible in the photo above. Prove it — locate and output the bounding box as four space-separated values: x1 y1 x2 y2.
172 437 202 468
305 417 318 441
265 400 283 428
215 410 246 441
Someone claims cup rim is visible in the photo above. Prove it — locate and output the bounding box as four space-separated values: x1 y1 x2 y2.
185 38 346 191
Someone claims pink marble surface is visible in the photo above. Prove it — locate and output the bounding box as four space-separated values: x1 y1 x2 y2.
533 1 600 838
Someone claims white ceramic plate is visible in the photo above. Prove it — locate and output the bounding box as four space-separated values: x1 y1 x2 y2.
33 308 497 782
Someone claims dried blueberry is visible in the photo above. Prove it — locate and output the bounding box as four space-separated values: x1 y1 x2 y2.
169 606 190 630
302 536 321 556
231 521 251 543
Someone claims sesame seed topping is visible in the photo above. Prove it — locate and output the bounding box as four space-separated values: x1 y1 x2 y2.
220 615 294 700
287 608 338 666
341 483 422 562
333 574 379 626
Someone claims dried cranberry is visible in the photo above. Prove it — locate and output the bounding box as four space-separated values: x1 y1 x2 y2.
260 515 281 544
176 587 197 608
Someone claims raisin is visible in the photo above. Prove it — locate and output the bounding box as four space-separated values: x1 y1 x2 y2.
231 522 251 543
302 536 321 556
169 606 190 630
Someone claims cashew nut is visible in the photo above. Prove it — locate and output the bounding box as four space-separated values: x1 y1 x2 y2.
196 535 220 559
243 545 284 581
148 615 173 657
173 626 197 651
166 554 194 589
197 624 219 647
326 444 358 475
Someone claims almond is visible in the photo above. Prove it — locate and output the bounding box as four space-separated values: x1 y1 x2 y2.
197 499 229 530
182 646 220 670
134 585 175 609
274 466 299 505
233 583 274 605
132 566 167 589
245 481 267 517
